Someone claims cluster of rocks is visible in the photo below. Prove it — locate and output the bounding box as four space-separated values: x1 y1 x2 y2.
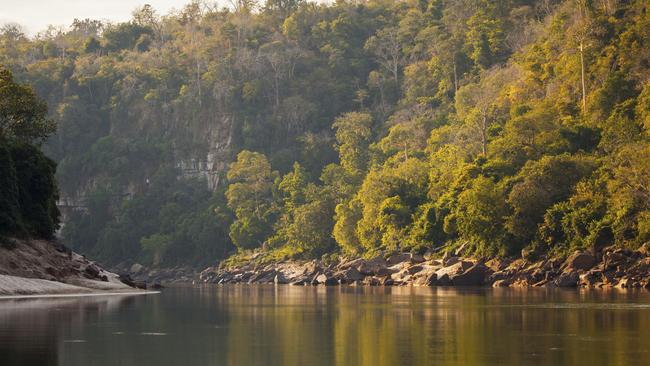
112 262 197 288
198 244 650 289
0 239 115 284
0 238 143 294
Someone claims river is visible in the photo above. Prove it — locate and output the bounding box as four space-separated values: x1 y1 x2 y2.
1 286 649 365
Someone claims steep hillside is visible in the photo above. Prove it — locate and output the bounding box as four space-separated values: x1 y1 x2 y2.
1 0 648 268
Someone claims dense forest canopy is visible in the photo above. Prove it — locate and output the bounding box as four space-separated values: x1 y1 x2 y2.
1 0 648 266
0 68 60 243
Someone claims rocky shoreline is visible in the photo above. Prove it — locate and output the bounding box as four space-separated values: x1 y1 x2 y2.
111 262 197 285
0 239 143 296
198 245 650 289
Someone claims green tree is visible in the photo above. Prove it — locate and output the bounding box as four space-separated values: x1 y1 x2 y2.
332 112 374 180
0 67 55 144
451 176 510 256
141 233 172 266
226 151 279 250
507 154 596 242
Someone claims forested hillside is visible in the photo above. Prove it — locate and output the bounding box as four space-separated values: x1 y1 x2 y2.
0 68 60 244
1 0 648 267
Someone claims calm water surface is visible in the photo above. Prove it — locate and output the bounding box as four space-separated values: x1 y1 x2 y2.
0 286 649 366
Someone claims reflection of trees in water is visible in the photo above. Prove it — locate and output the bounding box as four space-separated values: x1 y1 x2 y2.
217 286 650 366
0 295 136 366
1 288 649 366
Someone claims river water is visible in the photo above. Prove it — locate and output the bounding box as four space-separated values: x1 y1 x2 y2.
0 286 649 366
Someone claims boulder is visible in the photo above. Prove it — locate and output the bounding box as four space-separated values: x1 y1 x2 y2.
130 263 145 274
407 265 423 275
564 251 596 271
118 273 136 287
450 264 489 286
616 277 633 289
337 267 365 283
290 278 308 286
338 258 365 270
423 249 435 260
436 274 451 286
375 267 394 277
274 273 288 284
579 271 601 287
410 253 426 264
387 253 411 265
554 271 579 287
357 259 388 276
485 258 510 272
84 264 100 279
435 261 472 279
492 279 511 288
442 255 460 267
382 277 394 286
316 273 338 286
603 251 628 269
249 270 276 284
424 272 437 286
363 276 381 286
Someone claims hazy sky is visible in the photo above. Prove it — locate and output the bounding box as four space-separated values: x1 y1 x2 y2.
0 0 203 35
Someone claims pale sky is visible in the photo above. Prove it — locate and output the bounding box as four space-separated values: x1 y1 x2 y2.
0 0 206 35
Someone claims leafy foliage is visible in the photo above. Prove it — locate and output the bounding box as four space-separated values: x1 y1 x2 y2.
2 0 650 263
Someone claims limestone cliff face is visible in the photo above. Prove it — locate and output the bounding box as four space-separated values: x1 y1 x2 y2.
57 113 234 227
176 114 234 190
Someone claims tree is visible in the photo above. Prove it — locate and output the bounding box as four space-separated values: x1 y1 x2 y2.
0 143 20 236
226 151 279 250
332 112 373 179
0 68 59 239
455 66 512 156
465 5 508 69
570 3 598 115
0 67 55 144
507 154 596 242
450 176 510 256
141 233 172 266
365 26 403 86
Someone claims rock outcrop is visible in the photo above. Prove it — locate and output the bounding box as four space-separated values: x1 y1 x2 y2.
0 239 138 296
198 247 650 290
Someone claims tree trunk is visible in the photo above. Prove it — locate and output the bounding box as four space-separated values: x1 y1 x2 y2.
481 115 488 156
579 41 587 114
453 57 458 93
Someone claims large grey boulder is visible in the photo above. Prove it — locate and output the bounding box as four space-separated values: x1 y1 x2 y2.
387 253 411 265
315 273 338 286
357 258 388 276
336 267 365 283
130 263 145 274
554 271 579 287
450 263 489 286
564 251 596 271
435 261 472 279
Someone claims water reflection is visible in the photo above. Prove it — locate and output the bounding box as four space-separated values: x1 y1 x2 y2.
0 295 138 365
0 287 648 366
